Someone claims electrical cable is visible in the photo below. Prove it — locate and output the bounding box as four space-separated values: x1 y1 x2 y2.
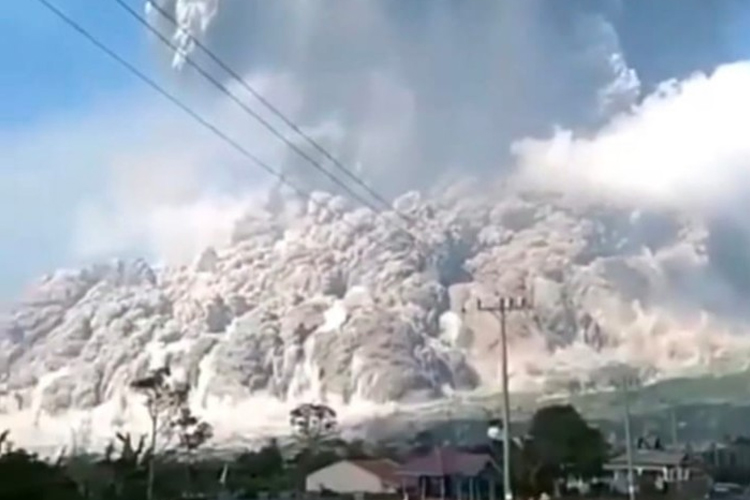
33 0 306 199
34 0 429 256
112 0 394 218
141 0 405 223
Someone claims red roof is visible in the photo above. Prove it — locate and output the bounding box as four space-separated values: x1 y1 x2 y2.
399 447 499 477
351 459 402 487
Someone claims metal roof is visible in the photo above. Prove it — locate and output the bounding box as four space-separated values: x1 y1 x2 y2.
398 447 499 477
350 459 402 487
607 449 689 467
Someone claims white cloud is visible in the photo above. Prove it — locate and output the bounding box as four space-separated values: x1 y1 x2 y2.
513 61 750 213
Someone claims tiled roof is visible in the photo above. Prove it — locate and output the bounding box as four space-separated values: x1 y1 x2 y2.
398 447 498 477
608 449 688 467
351 459 402 487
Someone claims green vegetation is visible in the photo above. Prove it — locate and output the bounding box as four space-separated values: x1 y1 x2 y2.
0 402 611 499
400 370 750 447
0 364 740 499
0 429 293 499
511 405 608 497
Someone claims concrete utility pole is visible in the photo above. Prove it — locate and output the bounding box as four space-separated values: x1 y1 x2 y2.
476 295 532 500
609 367 642 500
665 403 679 448
622 384 637 500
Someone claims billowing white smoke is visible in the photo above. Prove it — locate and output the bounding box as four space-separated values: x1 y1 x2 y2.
146 0 219 71
141 0 642 198
514 62 750 213
128 0 750 308
131 0 750 399
134 0 750 227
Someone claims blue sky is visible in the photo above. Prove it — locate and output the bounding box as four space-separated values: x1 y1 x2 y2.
0 1 278 301
0 1 147 298
1 2 143 125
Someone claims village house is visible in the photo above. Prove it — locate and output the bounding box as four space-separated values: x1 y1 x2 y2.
701 437 750 473
605 448 705 494
306 458 402 495
398 447 502 500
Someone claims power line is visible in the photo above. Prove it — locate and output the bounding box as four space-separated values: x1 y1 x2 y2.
471 295 532 500
114 0 431 253
34 0 424 253
142 0 403 223
111 0 395 219
32 0 305 199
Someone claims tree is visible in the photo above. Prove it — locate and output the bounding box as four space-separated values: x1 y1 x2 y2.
340 438 369 460
171 406 213 494
289 403 338 490
130 365 188 500
0 431 83 500
172 407 213 456
230 439 289 496
413 429 435 453
99 432 150 500
511 436 549 499
521 405 608 495
289 403 338 457
237 439 284 478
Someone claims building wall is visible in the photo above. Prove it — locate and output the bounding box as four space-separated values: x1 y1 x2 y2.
306 461 392 494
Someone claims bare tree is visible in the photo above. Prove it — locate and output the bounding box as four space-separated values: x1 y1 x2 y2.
113 432 148 467
130 365 189 500
105 432 149 499
172 406 214 494
173 407 213 454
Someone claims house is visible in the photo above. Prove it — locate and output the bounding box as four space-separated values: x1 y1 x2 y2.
604 449 705 494
699 437 750 483
306 458 402 494
398 447 501 500
701 437 750 469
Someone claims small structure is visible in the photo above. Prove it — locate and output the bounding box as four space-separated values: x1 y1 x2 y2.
605 449 703 494
306 458 402 494
398 447 501 500
701 437 750 475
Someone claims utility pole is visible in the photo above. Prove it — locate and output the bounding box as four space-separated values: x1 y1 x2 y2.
621 381 636 500
475 294 531 500
669 406 679 448
657 398 678 448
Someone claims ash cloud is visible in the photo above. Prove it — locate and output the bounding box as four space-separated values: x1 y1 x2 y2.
5 0 750 451
106 0 750 356
76 1 750 334
143 1 748 196
145 0 646 197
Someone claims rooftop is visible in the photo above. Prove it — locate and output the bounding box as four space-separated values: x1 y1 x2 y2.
398 447 499 477
607 449 690 468
350 459 401 487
